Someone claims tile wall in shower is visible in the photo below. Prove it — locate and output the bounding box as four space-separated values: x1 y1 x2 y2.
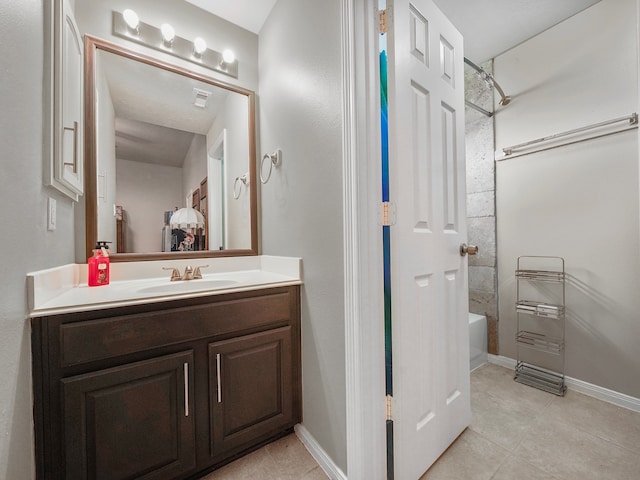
465 60 498 354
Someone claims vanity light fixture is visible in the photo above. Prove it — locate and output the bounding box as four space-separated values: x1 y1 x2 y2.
112 11 238 78
193 37 207 56
122 9 139 31
160 23 175 46
222 49 235 65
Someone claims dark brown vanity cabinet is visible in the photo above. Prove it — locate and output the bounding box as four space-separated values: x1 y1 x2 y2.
62 351 196 480
32 286 301 480
209 327 294 457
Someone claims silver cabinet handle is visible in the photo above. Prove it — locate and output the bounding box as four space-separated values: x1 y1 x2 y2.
63 121 78 173
184 362 189 417
216 353 222 403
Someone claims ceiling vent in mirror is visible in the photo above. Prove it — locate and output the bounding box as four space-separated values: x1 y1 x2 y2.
192 88 212 108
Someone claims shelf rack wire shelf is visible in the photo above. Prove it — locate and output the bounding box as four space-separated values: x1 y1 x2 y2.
514 256 567 396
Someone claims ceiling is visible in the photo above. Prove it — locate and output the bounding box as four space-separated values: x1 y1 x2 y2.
184 0 601 62
432 0 602 62
101 49 234 167
183 0 278 34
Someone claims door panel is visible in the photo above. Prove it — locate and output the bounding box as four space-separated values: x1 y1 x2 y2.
387 0 471 477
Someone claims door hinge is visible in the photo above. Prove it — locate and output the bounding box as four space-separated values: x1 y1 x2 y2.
379 201 397 226
385 395 393 421
379 9 388 34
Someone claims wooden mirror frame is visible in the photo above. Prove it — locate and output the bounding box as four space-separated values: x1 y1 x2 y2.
83 36 258 262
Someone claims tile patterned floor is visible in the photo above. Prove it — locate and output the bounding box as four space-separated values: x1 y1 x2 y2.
421 363 640 480
199 433 329 480
201 363 640 480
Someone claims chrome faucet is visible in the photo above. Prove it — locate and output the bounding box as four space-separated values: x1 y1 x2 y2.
162 265 209 281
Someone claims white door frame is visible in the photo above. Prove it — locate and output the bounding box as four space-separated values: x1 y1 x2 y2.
342 0 388 478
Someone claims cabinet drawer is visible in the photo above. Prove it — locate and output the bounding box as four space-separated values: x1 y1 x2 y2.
59 290 294 367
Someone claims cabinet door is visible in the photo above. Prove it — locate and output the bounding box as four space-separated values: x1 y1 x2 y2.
59 0 84 194
209 327 294 456
62 351 196 480
47 0 83 199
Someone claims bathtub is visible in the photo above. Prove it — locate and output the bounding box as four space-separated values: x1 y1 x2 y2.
469 312 488 371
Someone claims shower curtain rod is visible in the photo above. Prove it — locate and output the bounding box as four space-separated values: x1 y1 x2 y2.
464 57 511 106
465 99 493 118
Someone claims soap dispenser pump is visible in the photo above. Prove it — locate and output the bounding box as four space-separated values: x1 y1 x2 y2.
88 241 111 286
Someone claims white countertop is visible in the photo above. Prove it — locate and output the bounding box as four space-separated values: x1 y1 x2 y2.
27 255 302 317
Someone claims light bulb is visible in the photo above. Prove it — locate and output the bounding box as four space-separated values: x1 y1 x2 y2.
193 37 207 55
122 9 139 30
161 23 175 44
222 49 235 64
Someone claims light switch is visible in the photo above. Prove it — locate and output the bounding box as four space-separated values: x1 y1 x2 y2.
48 197 56 231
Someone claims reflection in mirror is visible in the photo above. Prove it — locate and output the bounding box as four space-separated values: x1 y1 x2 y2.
85 36 257 261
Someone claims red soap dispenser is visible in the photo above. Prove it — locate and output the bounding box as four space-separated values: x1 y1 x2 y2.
88 241 111 286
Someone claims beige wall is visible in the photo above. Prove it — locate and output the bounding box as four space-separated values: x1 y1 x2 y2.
95 53 118 250
495 0 640 397
0 1 78 477
259 0 347 471
116 159 183 252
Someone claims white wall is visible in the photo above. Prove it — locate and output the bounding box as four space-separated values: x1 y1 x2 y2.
95 54 117 250
116 159 183 252
182 134 208 200
495 0 640 397
207 92 252 250
0 1 78 477
259 0 347 471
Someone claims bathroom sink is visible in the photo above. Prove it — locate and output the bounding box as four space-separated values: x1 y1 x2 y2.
138 279 238 294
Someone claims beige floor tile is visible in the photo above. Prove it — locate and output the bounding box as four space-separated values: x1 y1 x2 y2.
471 364 555 416
200 447 279 480
470 389 536 451
296 466 330 480
265 433 322 479
514 415 640 480
490 455 560 480
544 389 640 454
419 429 509 480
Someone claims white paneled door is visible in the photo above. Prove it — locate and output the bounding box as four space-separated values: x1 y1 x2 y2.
386 0 471 477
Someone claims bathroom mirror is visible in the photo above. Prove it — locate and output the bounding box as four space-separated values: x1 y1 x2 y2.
84 36 258 261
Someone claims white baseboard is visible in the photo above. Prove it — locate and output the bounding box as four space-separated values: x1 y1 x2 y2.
487 354 640 413
487 353 516 370
295 424 348 480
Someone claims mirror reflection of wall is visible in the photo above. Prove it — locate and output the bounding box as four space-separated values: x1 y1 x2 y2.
93 49 251 254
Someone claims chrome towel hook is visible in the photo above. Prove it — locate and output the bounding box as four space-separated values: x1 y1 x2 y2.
260 148 282 184
233 172 249 199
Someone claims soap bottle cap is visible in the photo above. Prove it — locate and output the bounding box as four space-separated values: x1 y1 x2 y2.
95 241 112 257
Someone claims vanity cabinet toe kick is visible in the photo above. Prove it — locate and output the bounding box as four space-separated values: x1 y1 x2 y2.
31 285 301 480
